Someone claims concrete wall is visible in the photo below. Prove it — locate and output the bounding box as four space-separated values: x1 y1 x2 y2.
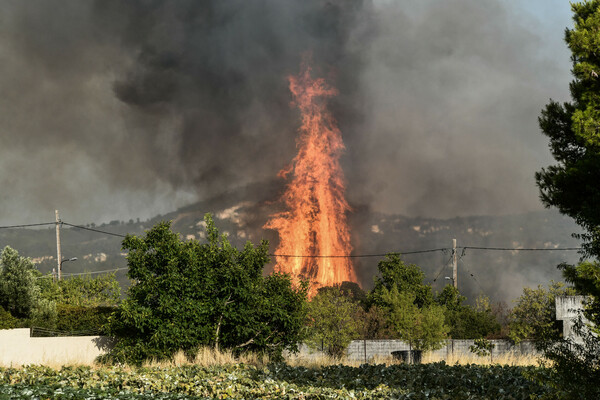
556 295 588 343
0 329 113 366
298 339 539 362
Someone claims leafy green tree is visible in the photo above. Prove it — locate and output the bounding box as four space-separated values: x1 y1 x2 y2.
382 286 448 351
356 304 394 339
532 262 600 399
436 287 500 339
38 273 121 307
370 254 434 308
508 281 576 343
103 215 307 364
306 285 362 358
0 246 55 323
533 3 600 396
0 306 20 329
536 1 600 260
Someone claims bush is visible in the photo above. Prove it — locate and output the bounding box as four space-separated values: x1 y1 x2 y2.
55 305 115 335
0 306 20 329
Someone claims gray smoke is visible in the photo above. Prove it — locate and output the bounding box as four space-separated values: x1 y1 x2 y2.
0 0 571 225
0 0 580 304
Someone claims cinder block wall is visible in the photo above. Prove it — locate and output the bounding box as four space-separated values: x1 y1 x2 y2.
300 339 539 362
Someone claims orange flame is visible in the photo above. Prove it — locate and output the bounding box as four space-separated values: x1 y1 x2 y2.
265 62 358 296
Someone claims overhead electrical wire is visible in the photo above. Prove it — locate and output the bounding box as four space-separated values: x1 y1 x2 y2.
60 222 127 238
0 220 585 258
0 222 55 229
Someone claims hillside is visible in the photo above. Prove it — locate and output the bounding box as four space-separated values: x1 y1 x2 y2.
0 181 583 303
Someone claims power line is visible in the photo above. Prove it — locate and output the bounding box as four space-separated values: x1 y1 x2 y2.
0 219 586 256
270 248 448 258
462 246 582 251
432 251 453 283
36 267 128 279
62 267 128 277
0 222 55 229
60 222 127 238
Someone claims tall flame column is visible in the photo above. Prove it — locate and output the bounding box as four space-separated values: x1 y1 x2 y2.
265 63 358 296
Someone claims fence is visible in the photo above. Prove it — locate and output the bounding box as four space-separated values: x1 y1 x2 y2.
298 339 539 362
0 328 539 366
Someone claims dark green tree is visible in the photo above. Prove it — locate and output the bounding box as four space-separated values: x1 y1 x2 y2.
0 246 55 323
536 1 600 260
102 215 307 364
534 2 600 397
436 286 500 339
38 273 121 307
370 254 434 308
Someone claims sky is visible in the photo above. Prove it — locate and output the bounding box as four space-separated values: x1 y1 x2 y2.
0 0 576 226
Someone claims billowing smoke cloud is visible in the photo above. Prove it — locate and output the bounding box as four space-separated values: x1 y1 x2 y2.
0 0 578 302
0 0 571 223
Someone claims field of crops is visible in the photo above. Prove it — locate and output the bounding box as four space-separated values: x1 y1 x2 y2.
0 362 552 399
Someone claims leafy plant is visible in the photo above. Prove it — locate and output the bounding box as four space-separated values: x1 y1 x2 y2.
381 286 448 351
305 285 362 358
470 338 495 357
509 281 576 343
102 214 307 365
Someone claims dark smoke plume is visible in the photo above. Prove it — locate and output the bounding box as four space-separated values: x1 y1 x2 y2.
0 0 576 302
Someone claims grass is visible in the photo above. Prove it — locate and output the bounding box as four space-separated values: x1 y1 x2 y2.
0 346 545 369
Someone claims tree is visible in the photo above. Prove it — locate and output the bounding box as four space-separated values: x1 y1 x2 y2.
38 273 121 307
370 254 434 308
305 285 362 358
536 1 600 260
509 281 576 343
0 246 54 323
356 305 394 340
533 3 600 396
436 286 500 339
381 286 448 351
533 262 600 399
102 215 307 364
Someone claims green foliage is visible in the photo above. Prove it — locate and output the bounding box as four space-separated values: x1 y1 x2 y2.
356 304 394 339
103 215 307 364
0 363 554 399
560 261 600 328
54 304 115 334
531 262 600 399
38 273 121 307
469 338 495 357
535 3 600 395
381 286 448 351
0 306 20 329
536 1 600 260
306 285 362 358
435 285 465 312
436 286 501 339
508 281 575 343
0 246 49 321
370 254 434 308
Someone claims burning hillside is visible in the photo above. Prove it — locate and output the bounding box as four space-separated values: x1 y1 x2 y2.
264 61 358 295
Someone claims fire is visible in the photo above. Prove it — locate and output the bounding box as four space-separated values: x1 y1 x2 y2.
265 61 358 296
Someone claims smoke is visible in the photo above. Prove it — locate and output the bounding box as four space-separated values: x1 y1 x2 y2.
0 0 571 226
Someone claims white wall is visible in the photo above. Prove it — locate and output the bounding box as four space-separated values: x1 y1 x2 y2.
0 328 113 366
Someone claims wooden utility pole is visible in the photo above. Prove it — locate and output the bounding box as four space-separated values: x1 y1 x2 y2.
452 238 457 289
55 210 62 281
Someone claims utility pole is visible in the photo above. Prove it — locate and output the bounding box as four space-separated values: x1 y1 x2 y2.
55 210 62 281
452 238 457 289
